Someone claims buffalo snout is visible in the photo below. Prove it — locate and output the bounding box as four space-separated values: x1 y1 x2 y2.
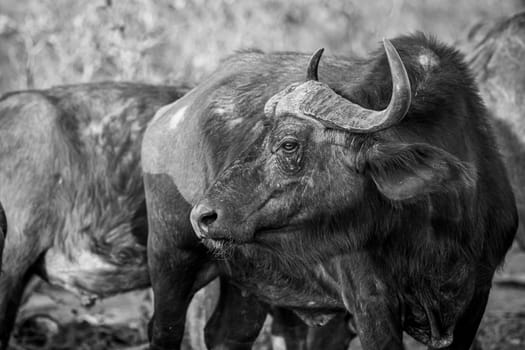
190 201 256 244
190 202 220 239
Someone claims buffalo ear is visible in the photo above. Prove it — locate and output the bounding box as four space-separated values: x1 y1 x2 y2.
364 143 476 201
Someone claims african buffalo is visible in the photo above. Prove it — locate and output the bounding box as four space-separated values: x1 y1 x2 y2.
466 12 525 250
0 82 190 348
142 34 518 349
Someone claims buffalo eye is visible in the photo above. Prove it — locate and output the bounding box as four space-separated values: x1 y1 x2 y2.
279 139 299 154
275 137 303 174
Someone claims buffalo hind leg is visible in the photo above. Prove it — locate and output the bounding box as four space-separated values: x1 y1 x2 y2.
0 228 49 349
204 277 268 350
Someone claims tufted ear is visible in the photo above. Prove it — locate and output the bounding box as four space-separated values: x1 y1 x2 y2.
364 143 476 201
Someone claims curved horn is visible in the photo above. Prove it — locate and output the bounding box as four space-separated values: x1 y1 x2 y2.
316 38 411 133
292 39 411 133
306 48 324 81
366 38 412 131
267 39 411 133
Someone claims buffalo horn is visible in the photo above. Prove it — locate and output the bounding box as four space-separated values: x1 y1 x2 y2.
266 39 411 133
306 48 324 81
305 39 412 133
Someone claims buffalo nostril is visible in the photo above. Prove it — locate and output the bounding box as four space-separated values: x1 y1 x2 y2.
190 203 218 239
200 211 218 228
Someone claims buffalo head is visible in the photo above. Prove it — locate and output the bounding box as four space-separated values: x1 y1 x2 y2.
190 39 475 248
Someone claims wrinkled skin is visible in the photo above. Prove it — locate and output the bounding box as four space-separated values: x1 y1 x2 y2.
144 34 517 350
195 115 481 349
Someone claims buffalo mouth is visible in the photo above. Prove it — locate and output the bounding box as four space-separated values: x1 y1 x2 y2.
200 224 301 251
201 236 233 252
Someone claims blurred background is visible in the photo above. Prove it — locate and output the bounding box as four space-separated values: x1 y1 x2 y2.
2 1 525 349
1 0 525 94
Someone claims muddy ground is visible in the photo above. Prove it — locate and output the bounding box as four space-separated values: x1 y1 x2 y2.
8 245 525 350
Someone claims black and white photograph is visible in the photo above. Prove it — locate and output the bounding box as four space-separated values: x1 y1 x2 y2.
0 1 524 349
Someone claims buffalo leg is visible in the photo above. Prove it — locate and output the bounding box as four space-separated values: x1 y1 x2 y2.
271 308 308 350
306 313 356 350
272 308 356 350
204 277 268 350
0 227 49 349
271 309 355 350
145 173 209 350
148 248 206 349
433 289 490 350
